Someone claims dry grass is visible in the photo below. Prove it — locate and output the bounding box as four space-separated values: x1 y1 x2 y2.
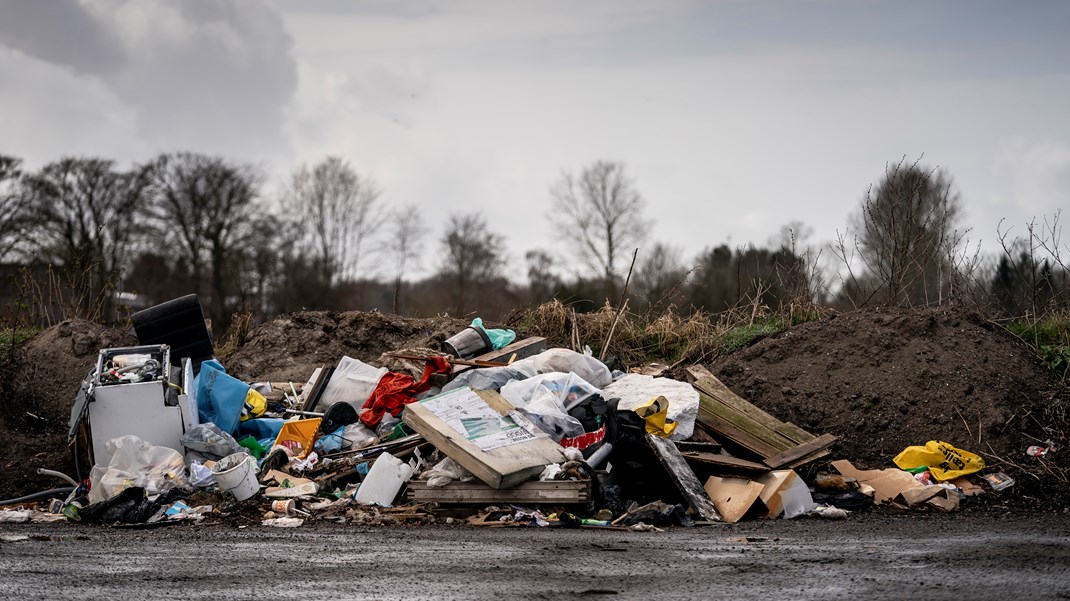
216 311 253 361
515 299 829 368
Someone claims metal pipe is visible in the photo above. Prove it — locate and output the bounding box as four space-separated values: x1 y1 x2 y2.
585 443 614 469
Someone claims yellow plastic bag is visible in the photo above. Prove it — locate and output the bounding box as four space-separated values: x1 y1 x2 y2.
633 396 677 438
893 440 985 481
239 388 268 422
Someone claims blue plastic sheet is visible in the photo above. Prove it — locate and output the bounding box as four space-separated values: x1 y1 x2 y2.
236 417 285 443
194 360 248 435
315 426 347 454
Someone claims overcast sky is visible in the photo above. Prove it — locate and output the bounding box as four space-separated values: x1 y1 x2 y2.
2 0 1068 279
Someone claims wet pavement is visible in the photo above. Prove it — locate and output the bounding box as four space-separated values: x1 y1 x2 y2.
1 512 1068 600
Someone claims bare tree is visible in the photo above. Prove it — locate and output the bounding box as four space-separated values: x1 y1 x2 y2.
549 161 651 300
524 249 560 305
0 154 26 261
772 221 828 305
145 152 260 325
849 156 972 306
438 212 504 314
633 242 688 311
284 156 384 286
22 157 148 314
385 203 425 314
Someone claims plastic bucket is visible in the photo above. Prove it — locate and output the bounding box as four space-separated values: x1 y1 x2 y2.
212 452 259 501
443 326 492 359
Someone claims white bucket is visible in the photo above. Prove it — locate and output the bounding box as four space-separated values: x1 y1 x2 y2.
212 452 259 502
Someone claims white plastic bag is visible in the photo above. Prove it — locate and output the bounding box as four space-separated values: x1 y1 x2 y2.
421 457 475 487
88 435 189 504
314 356 388 412
519 349 613 388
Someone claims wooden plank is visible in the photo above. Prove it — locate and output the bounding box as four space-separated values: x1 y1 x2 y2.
406 480 589 504
686 365 815 443
784 449 831 470
401 388 566 489
674 441 723 454
694 410 782 458
682 451 770 473
451 336 548 375
645 434 721 522
695 393 789 457
774 422 814 446
762 433 839 469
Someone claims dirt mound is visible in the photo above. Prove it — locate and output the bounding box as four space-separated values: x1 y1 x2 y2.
710 306 1068 506
4 306 1066 509
8 319 136 427
0 319 134 497
223 310 472 382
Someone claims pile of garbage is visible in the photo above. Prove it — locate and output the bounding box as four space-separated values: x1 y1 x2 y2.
0 299 1033 529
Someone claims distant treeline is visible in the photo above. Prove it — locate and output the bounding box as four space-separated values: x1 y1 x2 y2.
1 152 1067 332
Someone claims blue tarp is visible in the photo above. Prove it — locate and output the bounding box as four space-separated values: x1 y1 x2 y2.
194 360 248 435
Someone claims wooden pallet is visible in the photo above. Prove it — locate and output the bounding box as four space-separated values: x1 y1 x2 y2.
406 479 589 504
684 365 836 469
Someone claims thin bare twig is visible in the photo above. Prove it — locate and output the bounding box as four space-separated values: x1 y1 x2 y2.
600 248 639 362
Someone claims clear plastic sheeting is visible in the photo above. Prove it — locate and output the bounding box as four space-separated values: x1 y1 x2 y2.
180 423 245 460
442 364 539 393
89 435 189 505
443 348 612 394
500 372 601 441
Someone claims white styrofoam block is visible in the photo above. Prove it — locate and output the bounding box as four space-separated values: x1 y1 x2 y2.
602 374 699 441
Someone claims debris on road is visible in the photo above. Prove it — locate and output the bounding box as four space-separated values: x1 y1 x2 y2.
0 297 1039 532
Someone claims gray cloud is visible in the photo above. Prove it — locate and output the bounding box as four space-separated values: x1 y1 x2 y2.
0 0 125 74
0 0 298 164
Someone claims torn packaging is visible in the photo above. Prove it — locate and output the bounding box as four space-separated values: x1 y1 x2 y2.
703 476 766 523
701 470 802 522
832 459 959 512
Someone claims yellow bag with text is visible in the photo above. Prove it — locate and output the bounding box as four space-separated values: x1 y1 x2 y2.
893 440 985 481
633 395 678 438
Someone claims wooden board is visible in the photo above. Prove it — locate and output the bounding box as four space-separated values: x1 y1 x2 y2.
406 480 589 504
451 336 548 375
686 366 806 440
694 394 793 455
645 434 721 522
763 433 838 469
682 451 770 473
402 388 566 489
685 365 833 469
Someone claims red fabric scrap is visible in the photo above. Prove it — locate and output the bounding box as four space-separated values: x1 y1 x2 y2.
360 356 451 428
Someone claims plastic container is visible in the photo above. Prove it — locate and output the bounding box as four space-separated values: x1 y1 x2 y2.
443 326 492 359
272 418 322 459
353 452 413 507
271 499 296 515
212 453 259 501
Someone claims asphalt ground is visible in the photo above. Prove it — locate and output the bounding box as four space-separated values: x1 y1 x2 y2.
1 512 1067 600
